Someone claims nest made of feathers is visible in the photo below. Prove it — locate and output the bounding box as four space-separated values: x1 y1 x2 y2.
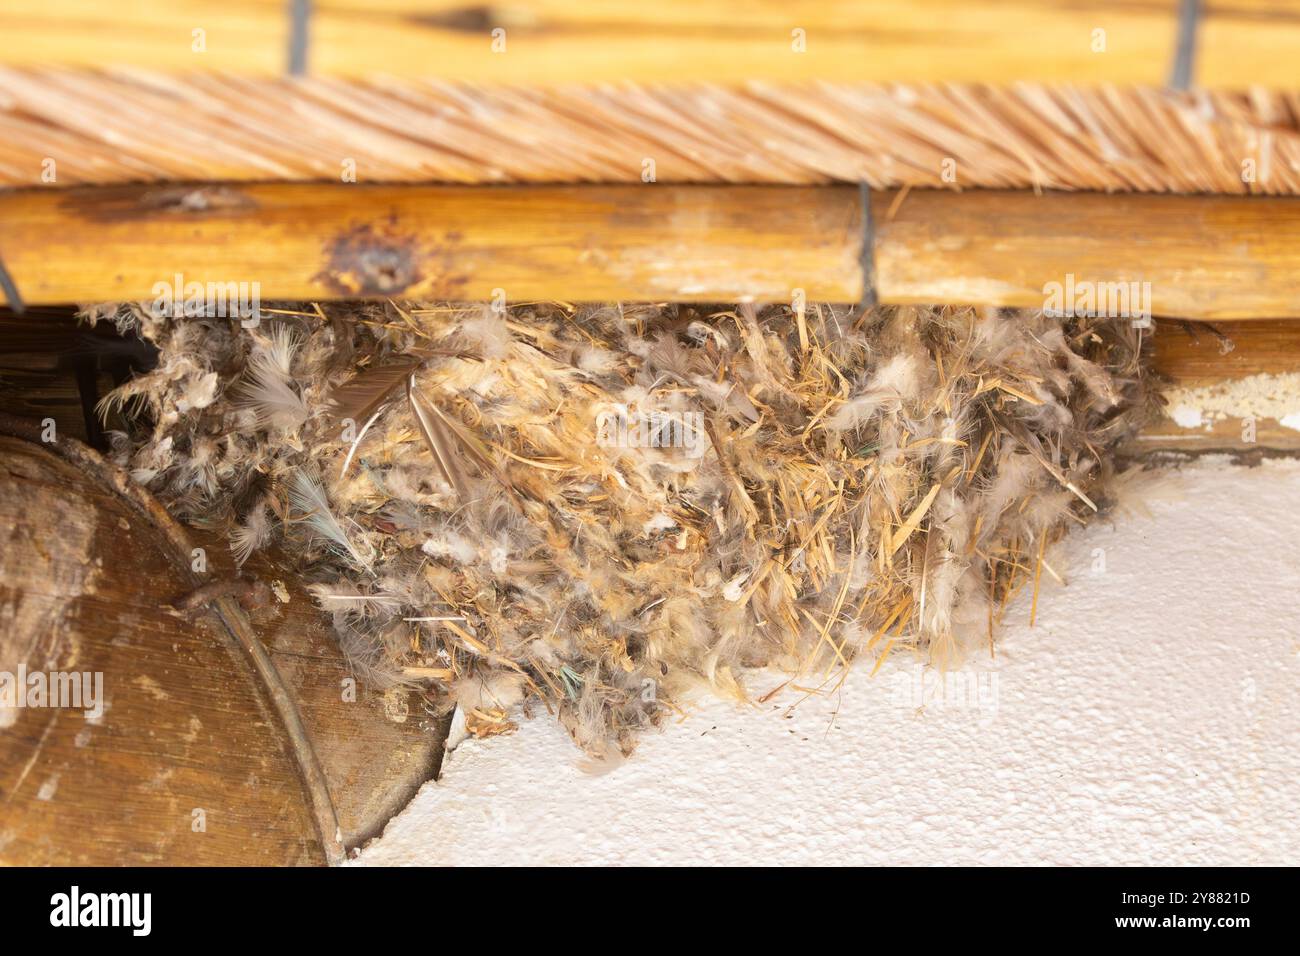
94 300 1155 756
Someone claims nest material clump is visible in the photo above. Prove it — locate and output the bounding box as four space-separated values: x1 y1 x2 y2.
98 301 1154 755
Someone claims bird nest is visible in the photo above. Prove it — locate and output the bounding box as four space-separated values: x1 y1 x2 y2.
94 299 1156 756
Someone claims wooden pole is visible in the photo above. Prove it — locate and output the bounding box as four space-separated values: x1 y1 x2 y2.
871 189 1300 321
2 183 1300 319
0 183 863 305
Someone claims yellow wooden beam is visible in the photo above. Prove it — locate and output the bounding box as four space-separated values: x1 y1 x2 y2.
0 183 864 305
871 188 1300 321
6 0 1288 85
3 184 1300 317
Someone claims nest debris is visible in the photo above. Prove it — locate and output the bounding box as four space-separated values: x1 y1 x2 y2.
95 300 1155 756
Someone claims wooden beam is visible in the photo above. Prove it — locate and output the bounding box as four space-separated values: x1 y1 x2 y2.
871 189 1300 321
0 183 863 305
1199 0 1300 88
0 0 1294 87
1154 318 1300 384
1136 318 1300 453
2 183 1300 318
305 0 1183 85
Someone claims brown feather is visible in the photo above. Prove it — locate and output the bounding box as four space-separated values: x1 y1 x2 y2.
406 380 527 511
406 379 471 501
326 358 420 425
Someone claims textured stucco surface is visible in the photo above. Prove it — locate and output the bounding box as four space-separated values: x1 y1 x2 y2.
355 457 1300 866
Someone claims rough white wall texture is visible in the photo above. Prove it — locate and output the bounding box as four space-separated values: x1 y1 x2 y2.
355 457 1300 866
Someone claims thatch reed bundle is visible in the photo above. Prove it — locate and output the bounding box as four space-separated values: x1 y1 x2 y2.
1 71 1298 193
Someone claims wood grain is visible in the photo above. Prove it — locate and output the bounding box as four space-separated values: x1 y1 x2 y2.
306 0 1179 84
193 530 454 850
871 188 1300 321
1154 317 1300 385
0 434 328 865
4 183 1300 317
0 0 1182 83
1199 0 1300 87
1136 318 1300 452
0 418 454 863
0 0 285 73
1133 414 1300 452
3 2 1298 89
0 183 865 305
